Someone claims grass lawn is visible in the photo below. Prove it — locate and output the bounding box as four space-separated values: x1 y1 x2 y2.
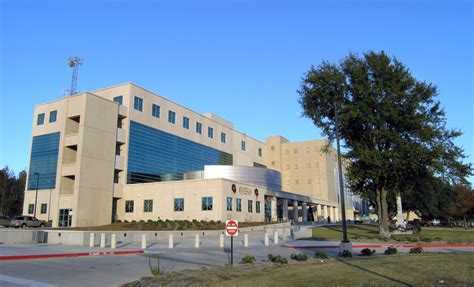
125 252 474 286
311 224 474 243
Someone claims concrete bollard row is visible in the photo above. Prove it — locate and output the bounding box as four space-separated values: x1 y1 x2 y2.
219 234 224 248
141 234 147 249
244 234 248 247
168 234 174 249
195 234 200 248
89 233 95 247
111 234 117 249
274 231 279 244
100 233 106 248
264 232 269 246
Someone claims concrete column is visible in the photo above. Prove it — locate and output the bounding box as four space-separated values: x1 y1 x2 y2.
195 234 200 248
282 199 289 222
329 206 334 223
396 194 405 227
141 234 147 249
89 233 95 248
323 205 328 220
302 202 308 222
168 234 173 249
271 197 278 222
293 200 299 222
100 233 106 248
219 234 224 248
111 234 117 249
264 233 269 246
334 207 339 222
244 234 248 247
274 231 279 244
317 204 322 221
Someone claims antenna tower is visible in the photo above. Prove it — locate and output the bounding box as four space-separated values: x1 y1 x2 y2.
67 57 84 95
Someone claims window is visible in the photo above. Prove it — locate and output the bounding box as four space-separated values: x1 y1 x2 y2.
271 146 275 151
258 148 262 157
49 111 57 123
37 113 45 125
152 104 160 118
226 197 233 211
236 198 242 212
134 97 143 111
248 200 253 213
113 96 123 105
256 201 261 213
196 122 202 134
208 127 214 139
174 198 184 211
183 116 189 129
28 204 34 214
221 132 226 143
125 200 134 213
241 141 246 151
144 199 153 212
168 111 176 124
40 203 47 214
201 197 213 211
27 132 60 190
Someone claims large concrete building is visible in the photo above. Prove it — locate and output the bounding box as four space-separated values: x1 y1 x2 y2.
23 83 359 227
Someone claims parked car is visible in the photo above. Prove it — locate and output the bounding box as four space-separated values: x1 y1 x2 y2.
0 215 11 227
10 216 46 228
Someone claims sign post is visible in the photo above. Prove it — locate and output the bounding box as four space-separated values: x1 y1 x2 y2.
225 220 239 265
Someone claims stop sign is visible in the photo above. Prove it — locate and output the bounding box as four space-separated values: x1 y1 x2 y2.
225 220 239 236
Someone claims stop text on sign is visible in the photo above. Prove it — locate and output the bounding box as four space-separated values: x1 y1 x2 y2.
225 220 239 236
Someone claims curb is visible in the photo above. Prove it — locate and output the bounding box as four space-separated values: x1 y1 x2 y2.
0 250 144 261
283 243 474 249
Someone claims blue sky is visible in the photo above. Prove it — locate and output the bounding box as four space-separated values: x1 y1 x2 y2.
1 0 473 181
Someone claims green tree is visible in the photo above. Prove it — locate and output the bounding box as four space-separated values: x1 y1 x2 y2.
445 185 474 228
298 51 471 237
0 166 26 216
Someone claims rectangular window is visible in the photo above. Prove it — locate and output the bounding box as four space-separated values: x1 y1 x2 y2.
49 111 57 123
28 204 34 214
248 200 253 213
241 141 246 151
174 198 184 211
27 132 60 190
258 148 262 157
196 122 202 134
183 116 190 129
226 197 233 211
208 127 214 139
125 200 134 213
256 201 261 213
152 104 160 118
144 199 153 212
113 96 123 105
37 113 45 125
168 110 176 124
236 198 242 212
40 203 47 214
221 132 226 143
201 197 213 211
134 97 143 111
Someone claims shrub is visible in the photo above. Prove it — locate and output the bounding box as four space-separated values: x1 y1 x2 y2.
240 255 256 264
408 237 419 242
290 253 308 261
339 250 352 258
148 257 161 276
124 220 129 223
115 220 122 223
139 220 145 223
131 220 137 223
360 248 376 256
384 247 398 255
267 254 288 264
314 250 329 259
409 247 423 254
147 219 154 223
434 237 443 241
420 237 433 242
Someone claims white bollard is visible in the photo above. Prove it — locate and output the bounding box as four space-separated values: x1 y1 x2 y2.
168 234 174 249
274 231 279 244
264 232 269 246
100 233 106 248
141 234 147 249
219 234 224 248
89 233 95 247
195 234 200 248
244 234 248 247
111 234 117 249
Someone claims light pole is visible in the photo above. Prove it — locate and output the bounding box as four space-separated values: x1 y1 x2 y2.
334 103 349 244
34 173 39 218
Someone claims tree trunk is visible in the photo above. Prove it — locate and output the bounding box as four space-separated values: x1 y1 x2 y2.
463 215 468 229
375 188 390 238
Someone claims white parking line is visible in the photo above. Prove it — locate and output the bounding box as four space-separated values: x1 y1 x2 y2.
0 274 57 287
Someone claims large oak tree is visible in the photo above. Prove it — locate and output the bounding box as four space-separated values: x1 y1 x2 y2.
298 51 471 237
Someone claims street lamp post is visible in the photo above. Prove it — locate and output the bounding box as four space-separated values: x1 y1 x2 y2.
34 173 39 218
